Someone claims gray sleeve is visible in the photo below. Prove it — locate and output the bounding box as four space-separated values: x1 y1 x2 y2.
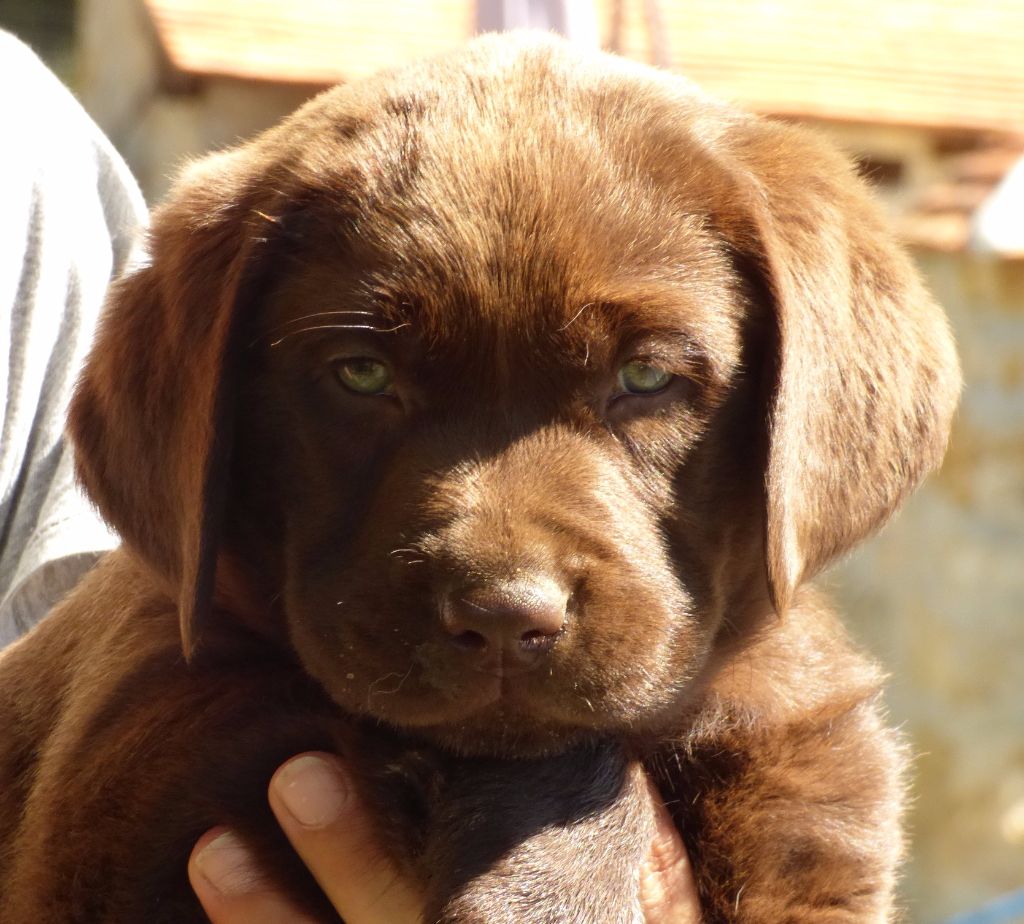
0 31 148 645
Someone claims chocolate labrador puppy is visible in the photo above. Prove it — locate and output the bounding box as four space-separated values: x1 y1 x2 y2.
0 33 959 923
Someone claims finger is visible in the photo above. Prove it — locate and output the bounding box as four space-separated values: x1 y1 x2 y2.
268 752 424 924
639 781 703 923
189 827 321 924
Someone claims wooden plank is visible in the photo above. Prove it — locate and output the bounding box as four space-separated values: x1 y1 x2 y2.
144 0 1024 132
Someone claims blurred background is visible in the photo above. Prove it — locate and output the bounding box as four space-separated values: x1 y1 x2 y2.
1 0 1021 920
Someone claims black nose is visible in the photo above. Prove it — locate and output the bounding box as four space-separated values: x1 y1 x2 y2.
440 579 566 661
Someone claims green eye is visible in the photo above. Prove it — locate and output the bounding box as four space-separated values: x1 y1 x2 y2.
334 357 393 395
617 361 673 395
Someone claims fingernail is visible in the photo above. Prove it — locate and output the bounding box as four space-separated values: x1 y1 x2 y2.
194 830 262 895
275 754 350 828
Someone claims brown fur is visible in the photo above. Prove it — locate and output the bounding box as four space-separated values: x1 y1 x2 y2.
0 34 959 923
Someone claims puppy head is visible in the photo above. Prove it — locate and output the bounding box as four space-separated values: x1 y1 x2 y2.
70 34 959 754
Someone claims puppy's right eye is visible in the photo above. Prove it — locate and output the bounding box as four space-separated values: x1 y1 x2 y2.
333 357 393 395
617 361 674 396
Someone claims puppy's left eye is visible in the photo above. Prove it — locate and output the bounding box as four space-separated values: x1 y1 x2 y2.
334 357 393 395
617 360 674 395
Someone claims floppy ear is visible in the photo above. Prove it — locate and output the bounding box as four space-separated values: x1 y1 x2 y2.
720 119 961 612
69 151 280 657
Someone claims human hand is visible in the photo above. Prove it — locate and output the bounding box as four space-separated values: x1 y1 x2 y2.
189 752 701 923
639 774 703 923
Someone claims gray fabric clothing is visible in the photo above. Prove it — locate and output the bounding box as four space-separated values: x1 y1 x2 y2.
476 0 599 43
0 32 147 646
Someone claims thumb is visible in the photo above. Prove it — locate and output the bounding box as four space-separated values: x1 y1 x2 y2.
639 779 702 923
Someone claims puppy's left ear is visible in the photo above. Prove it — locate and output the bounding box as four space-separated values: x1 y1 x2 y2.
716 118 961 612
69 150 283 657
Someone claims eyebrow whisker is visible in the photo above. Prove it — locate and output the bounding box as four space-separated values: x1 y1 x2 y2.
250 310 385 347
276 310 378 325
266 322 411 347
557 301 595 331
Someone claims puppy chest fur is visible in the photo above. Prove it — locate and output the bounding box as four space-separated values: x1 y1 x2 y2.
0 33 959 923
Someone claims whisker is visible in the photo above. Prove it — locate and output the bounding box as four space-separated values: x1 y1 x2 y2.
249 310 383 348
266 322 410 347
389 547 427 565
275 309 378 325
367 664 414 705
557 301 595 331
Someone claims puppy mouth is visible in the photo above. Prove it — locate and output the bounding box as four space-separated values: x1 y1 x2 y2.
470 659 541 680
353 648 570 740
412 638 556 700
460 656 557 711
402 682 593 757
314 639 641 757
444 639 564 693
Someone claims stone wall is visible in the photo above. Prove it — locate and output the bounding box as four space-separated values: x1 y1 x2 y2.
833 255 1024 921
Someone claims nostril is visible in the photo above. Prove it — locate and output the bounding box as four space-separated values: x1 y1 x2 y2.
439 578 567 658
451 629 488 652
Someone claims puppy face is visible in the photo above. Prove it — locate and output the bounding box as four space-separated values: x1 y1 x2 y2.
231 149 764 752
70 35 959 757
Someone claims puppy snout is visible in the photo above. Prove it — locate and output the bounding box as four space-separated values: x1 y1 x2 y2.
440 579 566 665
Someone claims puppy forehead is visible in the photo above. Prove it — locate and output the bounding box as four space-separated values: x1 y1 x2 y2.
265 198 739 375
260 40 745 361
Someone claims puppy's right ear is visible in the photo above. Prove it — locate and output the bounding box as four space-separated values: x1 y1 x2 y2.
69 151 281 658
713 118 961 612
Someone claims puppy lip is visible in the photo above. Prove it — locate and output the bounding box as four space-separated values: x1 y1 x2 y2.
469 658 537 680
468 637 563 677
